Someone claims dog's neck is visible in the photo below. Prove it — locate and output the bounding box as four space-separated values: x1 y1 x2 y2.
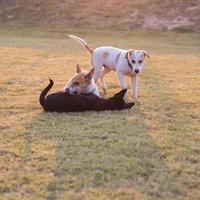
126 57 133 69
89 82 99 96
90 85 99 96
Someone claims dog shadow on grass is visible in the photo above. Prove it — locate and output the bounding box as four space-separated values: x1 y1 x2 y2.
24 103 183 200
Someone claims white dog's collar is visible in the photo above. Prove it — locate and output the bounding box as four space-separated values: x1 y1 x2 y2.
127 58 133 69
126 52 135 69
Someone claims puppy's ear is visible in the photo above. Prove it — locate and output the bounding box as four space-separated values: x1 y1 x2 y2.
143 50 150 58
76 64 81 73
85 68 95 81
112 89 127 101
126 102 135 109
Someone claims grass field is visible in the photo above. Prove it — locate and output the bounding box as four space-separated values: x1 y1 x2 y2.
0 27 200 200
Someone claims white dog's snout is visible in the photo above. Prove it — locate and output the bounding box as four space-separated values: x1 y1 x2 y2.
134 69 140 74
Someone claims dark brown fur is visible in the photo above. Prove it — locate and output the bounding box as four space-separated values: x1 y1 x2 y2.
40 79 134 112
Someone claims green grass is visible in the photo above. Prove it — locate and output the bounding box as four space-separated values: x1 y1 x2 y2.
0 28 200 200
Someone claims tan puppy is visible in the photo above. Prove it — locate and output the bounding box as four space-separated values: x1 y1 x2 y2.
64 64 99 96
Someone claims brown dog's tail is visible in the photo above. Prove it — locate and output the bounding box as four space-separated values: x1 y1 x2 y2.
68 35 93 54
39 79 54 108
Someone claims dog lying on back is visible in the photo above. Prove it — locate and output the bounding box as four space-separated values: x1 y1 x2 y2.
40 79 134 112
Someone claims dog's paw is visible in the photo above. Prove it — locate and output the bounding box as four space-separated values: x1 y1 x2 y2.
123 93 129 102
132 96 140 103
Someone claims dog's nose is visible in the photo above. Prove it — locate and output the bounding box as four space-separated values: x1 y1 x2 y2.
135 69 139 74
65 88 70 93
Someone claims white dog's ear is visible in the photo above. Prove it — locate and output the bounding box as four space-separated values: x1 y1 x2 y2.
125 49 134 59
76 64 81 73
85 68 95 81
143 50 150 58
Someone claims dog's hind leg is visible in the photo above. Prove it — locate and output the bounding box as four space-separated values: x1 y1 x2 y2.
93 62 103 83
100 67 111 95
93 68 102 83
91 56 102 83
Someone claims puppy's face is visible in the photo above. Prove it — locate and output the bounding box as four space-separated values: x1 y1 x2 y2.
64 64 95 94
126 50 150 74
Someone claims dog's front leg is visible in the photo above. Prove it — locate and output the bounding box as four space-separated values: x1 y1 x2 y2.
117 72 128 100
131 75 138 99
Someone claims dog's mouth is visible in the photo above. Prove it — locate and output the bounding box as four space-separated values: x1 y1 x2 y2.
65 88 79 94
65 88 71 93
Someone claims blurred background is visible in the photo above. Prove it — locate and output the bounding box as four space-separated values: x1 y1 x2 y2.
0 0 200 32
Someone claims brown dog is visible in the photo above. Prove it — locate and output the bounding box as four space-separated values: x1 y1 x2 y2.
40 79 134 112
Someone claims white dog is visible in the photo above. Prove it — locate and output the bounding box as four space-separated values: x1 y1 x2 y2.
68 35 150 99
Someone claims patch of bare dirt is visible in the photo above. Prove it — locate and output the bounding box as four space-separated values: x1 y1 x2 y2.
0 0 199 32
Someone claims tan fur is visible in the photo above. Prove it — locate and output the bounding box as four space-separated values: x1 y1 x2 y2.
102 52 109 59
71 72 90 87
76 64 81 73
64 65 98 95
69 68 95 88
143 50 150 58
85 68 94 81
71 72 89 87
115 52 121 63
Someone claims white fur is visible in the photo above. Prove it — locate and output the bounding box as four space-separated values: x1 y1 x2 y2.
68 35 149 99
82 78 99 96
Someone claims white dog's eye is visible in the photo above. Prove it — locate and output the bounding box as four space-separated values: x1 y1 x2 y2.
132 60 136 64
139 60 143 63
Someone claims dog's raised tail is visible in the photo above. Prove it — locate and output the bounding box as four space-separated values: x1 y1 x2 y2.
68 35 93 54
39 79 54 108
